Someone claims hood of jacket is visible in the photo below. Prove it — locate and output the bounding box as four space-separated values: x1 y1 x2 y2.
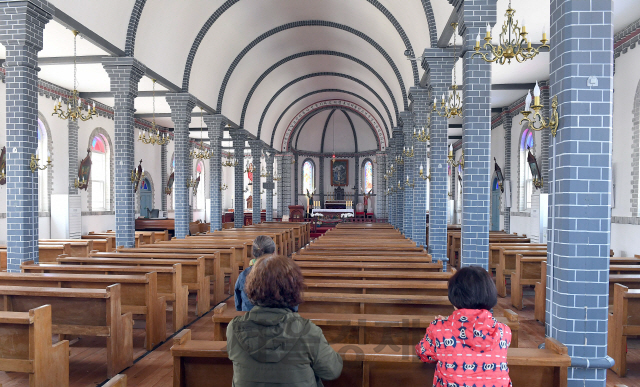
231 306 311 363
446 309 505 352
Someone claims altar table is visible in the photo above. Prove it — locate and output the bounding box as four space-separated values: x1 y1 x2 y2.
311 209 354 220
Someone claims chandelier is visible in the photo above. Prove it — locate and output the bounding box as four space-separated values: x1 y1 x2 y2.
52 30 97 121
222 153 238 168
139 79 170 146
190 108 212 159
433 23 462 119
413 115 431 143
473 1 549 64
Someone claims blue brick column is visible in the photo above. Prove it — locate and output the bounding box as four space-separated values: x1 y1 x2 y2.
400 112 414 240
375 151 386 219
276 154 284 217
386 142 395 227
249 140 262 225
68 117 79 195
166 93 197 239
282 153 293 217
354 156 360 208
161 143 168 212
423 49 456 263
502 108 512 233
231 131 246 228
204 114 227 231
393 128 404 232
547 1 613 385
456 0 497 269
410 88 430 247
0 0 52 270
265 152 274 222
319 156 325 208
103 57 146 248
293 154 299 207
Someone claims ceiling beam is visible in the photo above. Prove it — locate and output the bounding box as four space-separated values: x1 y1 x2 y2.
437 8 459 48
80 91 169 99
39 55 108 65
453 83 536 91
448 136 462 140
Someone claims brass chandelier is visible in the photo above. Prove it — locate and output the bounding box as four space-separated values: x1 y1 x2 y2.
473 0 549 64
139 79 170 146
191 108 212 159
52 30 97 121
433 23 462 119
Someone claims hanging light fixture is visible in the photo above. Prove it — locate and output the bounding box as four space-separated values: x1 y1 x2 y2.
433 23 463 119
52 30 97 121
473 0 549 64
190 108 212 159
139 79 170 146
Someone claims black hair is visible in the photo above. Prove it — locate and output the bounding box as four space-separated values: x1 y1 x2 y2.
252 235 276 259
447 266 497 310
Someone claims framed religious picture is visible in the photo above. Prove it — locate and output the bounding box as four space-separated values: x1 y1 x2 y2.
331 159 349 186
0 146 6 185
75 148 92 190
165 171 174 195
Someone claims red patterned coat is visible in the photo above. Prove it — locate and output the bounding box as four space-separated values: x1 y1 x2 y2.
415 309 512 387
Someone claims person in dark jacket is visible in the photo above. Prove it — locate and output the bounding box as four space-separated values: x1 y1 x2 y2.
235 235 281 311
416 266 512 387
227 254 343 387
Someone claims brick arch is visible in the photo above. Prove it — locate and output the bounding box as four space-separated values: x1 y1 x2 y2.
262 72 391 148
86 128 115 213
243 50 400 134
293 108 333 151
283 100 385 152
270 89 390 148
419 0 438 47
124 0 148 57
631 79 640 216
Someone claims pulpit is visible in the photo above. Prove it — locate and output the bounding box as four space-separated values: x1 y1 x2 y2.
288 205 305 222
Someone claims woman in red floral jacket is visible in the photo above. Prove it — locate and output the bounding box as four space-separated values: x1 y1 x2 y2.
416 266 512 387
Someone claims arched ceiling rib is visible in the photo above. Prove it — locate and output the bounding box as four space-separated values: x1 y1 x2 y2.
270 89 390 149
258 72 392 146
240 50 400 132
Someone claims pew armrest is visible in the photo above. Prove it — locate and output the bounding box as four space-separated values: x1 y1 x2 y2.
503 309 519 322
214 303 227 315
173 329 192 346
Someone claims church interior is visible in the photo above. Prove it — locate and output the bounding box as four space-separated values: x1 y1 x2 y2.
0 0 637 386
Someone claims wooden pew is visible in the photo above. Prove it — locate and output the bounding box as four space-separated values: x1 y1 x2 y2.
510 254 547 310
252 222 310 248
21 262 188 332
171 332 570 387
298 292 453 316
90 232 146 248
296 261 443 274
304 279 448 296
0 284 132 378
489 243 546 273
608 284 640 377
293 254 432 263
38 243 71 263
298 249 428 257
211 303 520 347
0 246 6 271
496 248 547 297
103 374 127 387
301 270 452 281
0 304 69 387
83 235 116 251
0 272 166 350
205 231 289 257
56 255 210 316
40 240 94 257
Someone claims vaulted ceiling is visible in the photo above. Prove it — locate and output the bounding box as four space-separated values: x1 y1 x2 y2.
7 0 640 151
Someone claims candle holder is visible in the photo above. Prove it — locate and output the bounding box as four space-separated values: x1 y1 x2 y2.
405 176 415 189
520 84 559 137
30 154 52 173
418 165 431 181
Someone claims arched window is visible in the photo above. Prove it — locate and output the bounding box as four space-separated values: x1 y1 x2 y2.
37 118 50 212
196 160 205 210
519 127 534 211
90 133 111 211
363 160 373 193
302 159 314 194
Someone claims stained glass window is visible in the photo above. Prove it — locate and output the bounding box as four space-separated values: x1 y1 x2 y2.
302 160 314 194
363 161 373 193
90 133 110 211
519 127 534 210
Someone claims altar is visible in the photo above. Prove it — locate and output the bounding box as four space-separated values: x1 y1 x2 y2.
311 208 354 220
324 200 347 209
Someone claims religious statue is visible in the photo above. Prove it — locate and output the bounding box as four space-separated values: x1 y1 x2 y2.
363 189 372 216
305 189 314 217
246 195 253 210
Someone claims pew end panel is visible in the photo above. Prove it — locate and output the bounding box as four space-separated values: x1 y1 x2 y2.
103 374 127 387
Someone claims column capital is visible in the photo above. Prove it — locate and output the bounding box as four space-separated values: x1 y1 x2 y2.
203 114 229 138
166 93 197 124
420 48 457 75
102 57 146 98
400 111 414 133
249 139 264 151
0 0 53 50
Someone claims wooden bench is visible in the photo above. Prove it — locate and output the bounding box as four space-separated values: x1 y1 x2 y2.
56 255 210 316
298 292 453 316
21 262 188 332
90 232 146 248
40 240 94 257
298 249 429 257
296 261 443 274
489 243 546 273
0 272 166 350
212 302 520 347
0 304 69 387
82 235 116 251
171 332 569 387
38 243 71 263
0 284 132 378
250 222 310 248
608 284 640 377
208 230 289 256
293 254 432 263
301 270 452 281
0 246 6 271
510 255 547 310
103 374 127 387
245 225 299 252
303 279 448 296
496 249 547 297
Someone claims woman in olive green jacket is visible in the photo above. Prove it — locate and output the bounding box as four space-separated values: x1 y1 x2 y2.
226 255 343 387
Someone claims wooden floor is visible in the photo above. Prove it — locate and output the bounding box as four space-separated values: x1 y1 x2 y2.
1 287 638 386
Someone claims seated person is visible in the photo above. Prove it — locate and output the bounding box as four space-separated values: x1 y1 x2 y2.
235 236 297 312
416 266 512 387
227 255 343 387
